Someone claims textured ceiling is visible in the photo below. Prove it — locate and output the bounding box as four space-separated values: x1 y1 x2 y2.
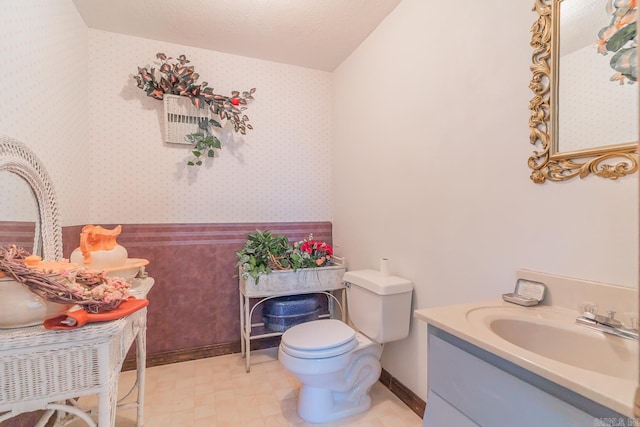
72 0 402 71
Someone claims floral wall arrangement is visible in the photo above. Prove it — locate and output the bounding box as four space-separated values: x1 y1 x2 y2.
134 53 256 165
596 0 637 84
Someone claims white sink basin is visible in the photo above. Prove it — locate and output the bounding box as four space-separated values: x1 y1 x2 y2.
467 306 637 380
490 318 635 379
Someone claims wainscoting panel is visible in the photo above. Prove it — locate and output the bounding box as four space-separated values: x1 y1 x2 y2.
0 221 36 253
62 222 333 356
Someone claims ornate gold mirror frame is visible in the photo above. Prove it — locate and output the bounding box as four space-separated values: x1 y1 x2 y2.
528 0 638 183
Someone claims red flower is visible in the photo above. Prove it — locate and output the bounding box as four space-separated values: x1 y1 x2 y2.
291 236 333 269
300 240 333 256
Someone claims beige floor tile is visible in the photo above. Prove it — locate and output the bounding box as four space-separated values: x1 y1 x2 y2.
145 391 174 409
216 406 241 424
239 404 265 422
241 419 267 427
273 386 298 401
64 348 422 427
255 391 281 406
171 407 196 425
172 394 196 412
194 390 217 407
259 400 283 417
194 402 217 420
233 372 254 388
144 403 173 418
145 412 173 426
214 388 237 403
237 394 261 408
211 377 235 392
194 382 217 396
281 406 306 425
263 413 299 426
247 372 270 385
176 376 197 392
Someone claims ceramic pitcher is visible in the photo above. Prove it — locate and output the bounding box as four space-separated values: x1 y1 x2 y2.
70 225 128 269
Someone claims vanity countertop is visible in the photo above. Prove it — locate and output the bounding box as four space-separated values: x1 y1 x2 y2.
415 299 638 418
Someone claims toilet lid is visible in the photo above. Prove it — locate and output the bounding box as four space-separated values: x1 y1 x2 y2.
281 319 357 359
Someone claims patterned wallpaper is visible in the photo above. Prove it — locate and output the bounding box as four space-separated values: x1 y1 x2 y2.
1 1 333 227
559 44 637 152
86 30 333 224
0 0 91 226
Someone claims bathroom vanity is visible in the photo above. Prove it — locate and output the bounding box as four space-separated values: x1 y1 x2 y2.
415 270 638 427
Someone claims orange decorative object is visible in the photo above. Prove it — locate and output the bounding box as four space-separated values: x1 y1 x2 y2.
43 297 149 330
24 255 42 266
70 225 129 270
23 255 78 273
79 225 123 264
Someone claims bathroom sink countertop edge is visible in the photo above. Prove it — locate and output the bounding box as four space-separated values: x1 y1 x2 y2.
415 299 638 417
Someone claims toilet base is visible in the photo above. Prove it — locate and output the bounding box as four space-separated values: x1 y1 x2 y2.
298 385 372 423
292 345 382 424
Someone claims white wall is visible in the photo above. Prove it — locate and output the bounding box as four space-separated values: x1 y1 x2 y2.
86 30 333 224
0 0 90 226
332 0 638 400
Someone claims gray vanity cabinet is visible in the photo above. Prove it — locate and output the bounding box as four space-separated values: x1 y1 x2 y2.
423 326 627 427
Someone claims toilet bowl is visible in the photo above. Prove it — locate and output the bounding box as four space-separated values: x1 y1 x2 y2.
278 270 413 424
279 319 383 423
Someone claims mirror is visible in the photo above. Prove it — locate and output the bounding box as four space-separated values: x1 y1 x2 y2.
0 171 40 254
528 0 638 183
0 136 62 260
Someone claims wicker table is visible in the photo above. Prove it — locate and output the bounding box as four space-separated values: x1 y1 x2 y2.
0 277 154 427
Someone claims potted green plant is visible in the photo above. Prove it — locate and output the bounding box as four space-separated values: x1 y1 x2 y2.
236 230 345 293
235 230 292 283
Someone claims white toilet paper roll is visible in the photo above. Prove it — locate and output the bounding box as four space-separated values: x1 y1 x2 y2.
380 258 390 276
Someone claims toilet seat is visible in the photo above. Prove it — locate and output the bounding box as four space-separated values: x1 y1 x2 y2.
281 319 357 359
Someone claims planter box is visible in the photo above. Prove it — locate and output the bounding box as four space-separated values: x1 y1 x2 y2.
239 265 346 298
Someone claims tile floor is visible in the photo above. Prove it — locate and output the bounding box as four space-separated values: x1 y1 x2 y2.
68 348 423 427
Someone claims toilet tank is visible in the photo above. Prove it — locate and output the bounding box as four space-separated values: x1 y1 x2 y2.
343 270 413 344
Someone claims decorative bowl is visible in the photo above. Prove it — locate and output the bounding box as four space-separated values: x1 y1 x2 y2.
84 258 150 281
0 277 72 328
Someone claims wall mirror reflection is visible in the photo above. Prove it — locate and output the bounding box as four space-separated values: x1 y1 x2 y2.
528 0 638 183
0 171 40 254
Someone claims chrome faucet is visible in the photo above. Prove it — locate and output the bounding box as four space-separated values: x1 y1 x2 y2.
575 309 639 341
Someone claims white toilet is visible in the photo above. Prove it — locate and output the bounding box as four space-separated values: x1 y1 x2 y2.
278 269 413 423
